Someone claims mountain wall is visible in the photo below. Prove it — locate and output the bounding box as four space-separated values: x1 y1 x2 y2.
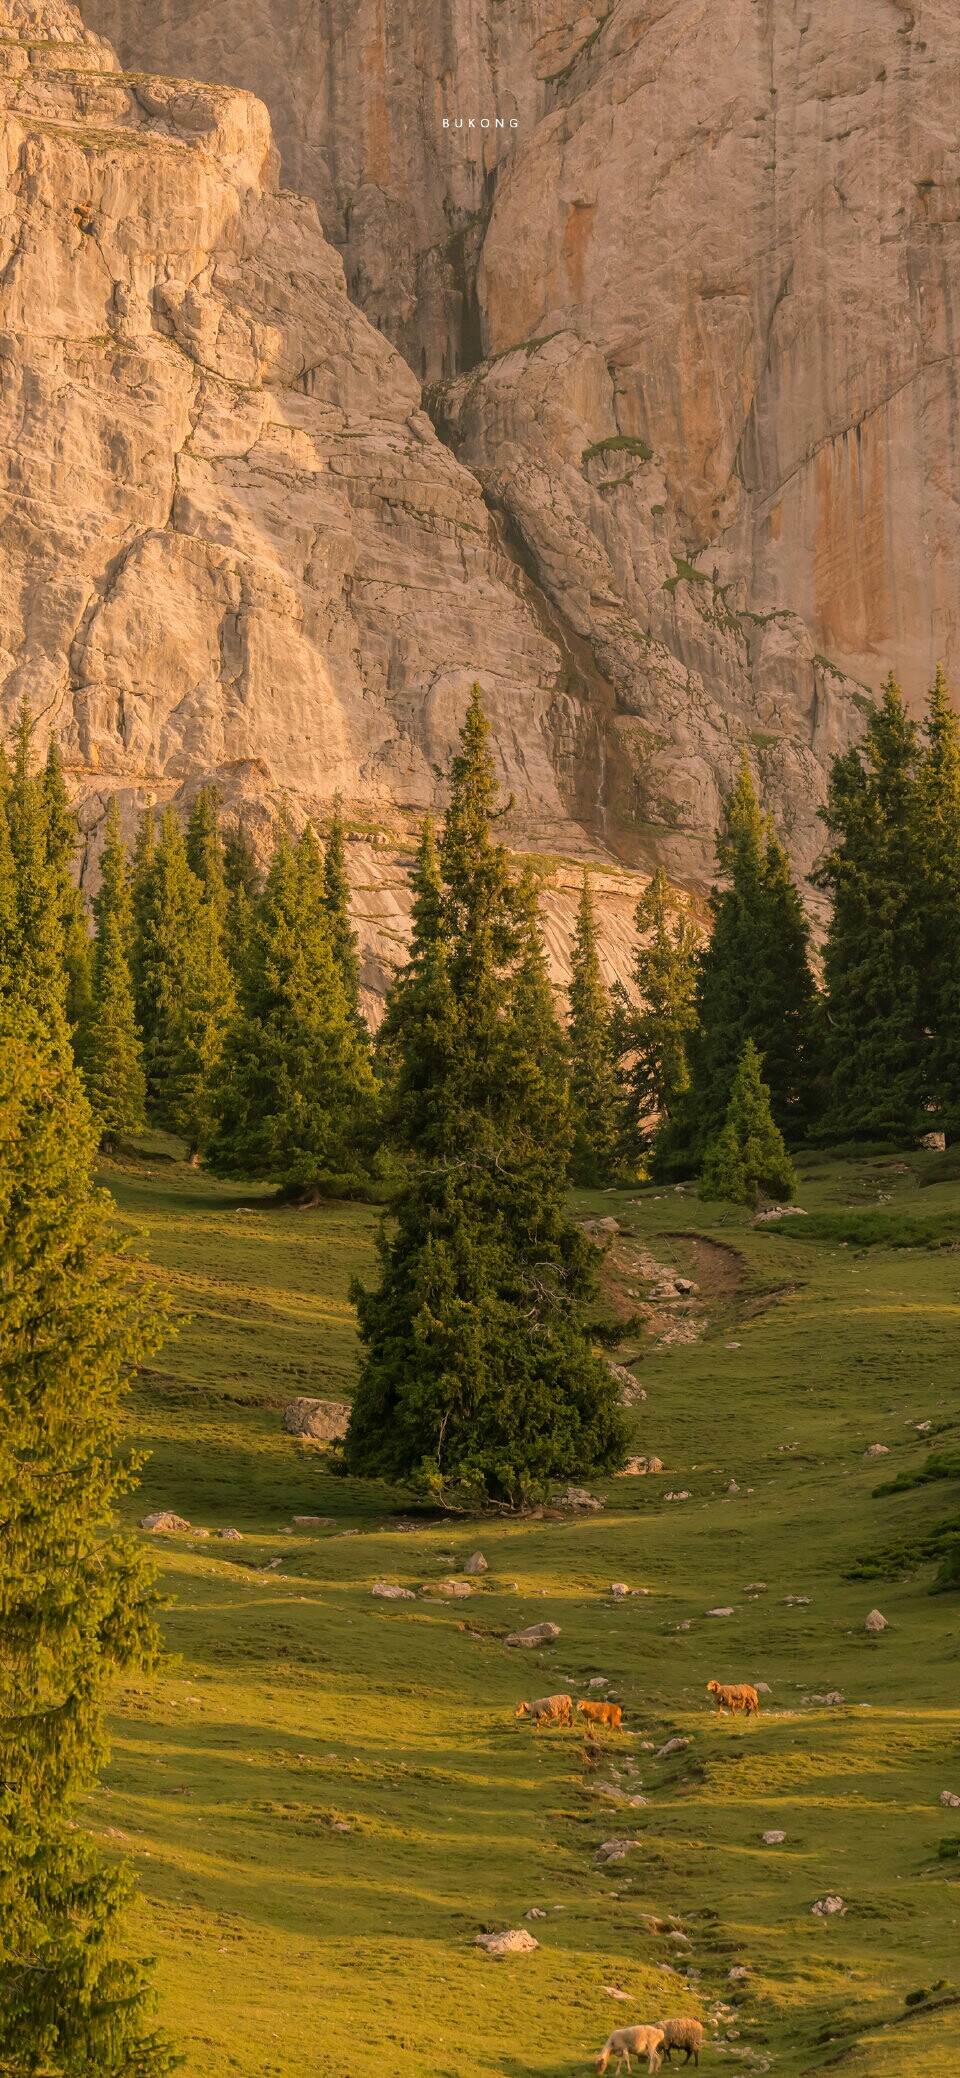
86 0 958 716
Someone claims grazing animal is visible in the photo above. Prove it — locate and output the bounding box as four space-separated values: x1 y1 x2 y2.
514 1693 573 1730
707 1680 760 1718
595 2024 665 2074
657 2018 704 2066
577 1699 623 1732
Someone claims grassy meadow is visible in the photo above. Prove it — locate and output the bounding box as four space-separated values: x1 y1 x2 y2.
94 1142 960 2077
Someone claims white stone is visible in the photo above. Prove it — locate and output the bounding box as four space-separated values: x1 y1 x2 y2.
371 1582 415 1599
475 1929 538 1956
864 1609 888 1632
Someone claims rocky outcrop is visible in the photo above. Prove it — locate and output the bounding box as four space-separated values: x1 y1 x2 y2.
86 0 958 714
0 0 870 996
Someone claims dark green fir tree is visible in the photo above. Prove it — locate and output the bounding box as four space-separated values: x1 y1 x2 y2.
812 675 924 1141
323 797 363 1021
223 814 261 981
688 752 819 1151
132 807 234 1155
567 870 621 1185
343 689 626 1504
6 702 67 1023
699 1037 796 1206
914 667 960 1138
0 999 175 2075
186 783 228 925
614 866 701 1172
86 800 146 1150
206 820 377 1191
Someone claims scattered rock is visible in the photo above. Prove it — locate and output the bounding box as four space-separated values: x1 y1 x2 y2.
282 1397 351 1441
812 1692 844 1706
219 1528 242 1541
371 1582 415 1599
656 1737 690 1759
524 1908 546 1920
755 1682 772 1695
260 1557 283 1571
725 1341 742 1350
761 1830 786 1845
753 1205 808 1221
464 1552 488 1574
437 1580 472 1597
475 1928 538 1956
674 1276 699 1294
595 1786 648 1807
504 1622 561 1648
728 1964 749 1980
582 1216 621 1240
588 1676 608 1689
916 1419 933 1433
619 1457 648 1475
745 1582 767 1592
812 1896 846 1916
707 1606 735 1618
864 1609 888 1632
727 1480 740 1494
293 1515 330 1526
557 1487 604 1510
863 1444 889 1458
785 1595 810 1606
646 1456 664 1473
189 1528 210 1539
602 1985 634 2001
141 1512 190 1533
665 1490 691 1501
331 1819 352 1833
608 1361 646 1404
610 1583 630 1600
596 1838 638 1863
939 1791 960 1808
278 1527 294 1535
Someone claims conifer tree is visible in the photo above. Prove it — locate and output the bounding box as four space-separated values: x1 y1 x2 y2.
699 1037 796 1205
132 807 234 1154
206 820 377 1190
343 689 626 1503
186 783 228 924
687 752 819 1150
615 867 700 1169
86 800 146 1149
6 702 66 1021
0 1001 175 2073
223 814 260 981
813 675 924 1141
915 667 960 1136
567 870 621 1185
42 737 94 1059
323 798 363 1018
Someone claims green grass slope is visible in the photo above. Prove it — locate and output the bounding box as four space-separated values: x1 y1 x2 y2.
92 1144 960 2077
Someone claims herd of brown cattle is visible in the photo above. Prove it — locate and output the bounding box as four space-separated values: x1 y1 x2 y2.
514 1681 760 1733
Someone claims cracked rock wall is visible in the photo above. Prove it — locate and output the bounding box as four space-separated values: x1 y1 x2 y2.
87 0 959 708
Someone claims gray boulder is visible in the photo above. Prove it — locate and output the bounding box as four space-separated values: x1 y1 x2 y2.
504 1622 561 1648
283 1398 351 1441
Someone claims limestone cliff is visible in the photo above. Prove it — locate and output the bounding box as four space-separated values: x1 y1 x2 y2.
87 0 957 715
2 0 869 948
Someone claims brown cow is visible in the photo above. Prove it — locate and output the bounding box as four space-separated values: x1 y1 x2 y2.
707 1680 760 1718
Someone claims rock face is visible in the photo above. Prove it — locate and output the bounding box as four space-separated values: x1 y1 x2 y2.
0 0 873 973
87 0 960 716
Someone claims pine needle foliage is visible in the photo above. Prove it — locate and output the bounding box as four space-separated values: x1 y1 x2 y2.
343 689 626 1505
131 808 234 1155
567 871 621 1185
206 821 377 1192
812 676 925 1141
687 752 819 1150
86 801 146 1150
699 1036 797 1206
322 799 363 1022
614 866 700 1171
0 1002 175 2074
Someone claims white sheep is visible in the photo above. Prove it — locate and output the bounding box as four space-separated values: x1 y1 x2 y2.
595 2023 666 2073
657 2017 704 2067
514 1694 573 1730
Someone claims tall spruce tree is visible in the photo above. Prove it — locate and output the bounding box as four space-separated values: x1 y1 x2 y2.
343 689 626 1504
6 703 67 1022
813 675 924 1141
186 783 228 924
42 737 94 1059
614 867 700 1171
206 820 377 1191
687 753 819 1151
0 999 175 2074
223 814 261 981
567 870 621 1185
132 807 234 1154
323 798 363 1020
86 800 146 1149
699 1037 796 1206
915 667 960 1137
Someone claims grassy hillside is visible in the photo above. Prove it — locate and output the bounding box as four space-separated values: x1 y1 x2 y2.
93 1142 960 2077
